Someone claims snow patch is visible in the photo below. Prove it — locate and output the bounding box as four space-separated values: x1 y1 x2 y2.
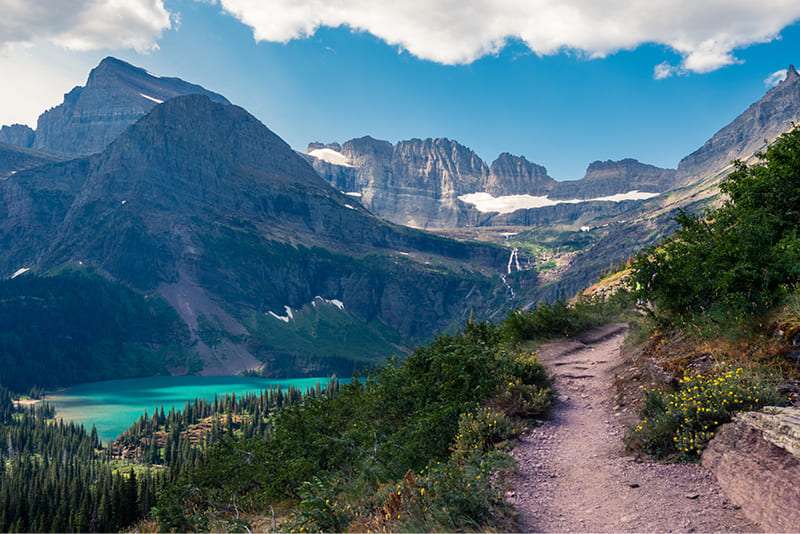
268 305 294 323
309 148 353 167
312 296 345 310
344 191 362 197
344 204 356 210
11 267 30 279
121 200 127 205
458 190 660 214
139 93 163 104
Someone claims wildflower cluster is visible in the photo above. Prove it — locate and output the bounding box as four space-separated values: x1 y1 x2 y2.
452 407 514 460
631 367 786 460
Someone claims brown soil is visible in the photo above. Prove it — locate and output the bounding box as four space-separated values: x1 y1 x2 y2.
508 324 757 532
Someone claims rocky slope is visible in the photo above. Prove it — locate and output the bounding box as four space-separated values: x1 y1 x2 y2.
527 63 800 305
25 57 229 157
677 64 800 181
0 142 59 178
0 95 528 379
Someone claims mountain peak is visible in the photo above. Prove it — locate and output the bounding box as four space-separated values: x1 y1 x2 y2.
104 94 327 191
788 64 799 81
33 58 230 156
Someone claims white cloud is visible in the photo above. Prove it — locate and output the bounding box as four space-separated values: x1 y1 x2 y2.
0 45 93 126
214 0 800 74
764 68 788 87
653 62 683 80
0 0 173 53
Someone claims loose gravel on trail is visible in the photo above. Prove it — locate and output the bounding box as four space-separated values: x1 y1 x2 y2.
508 324 757 533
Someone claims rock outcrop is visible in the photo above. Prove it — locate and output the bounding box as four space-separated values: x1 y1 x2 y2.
0 124 35 148
702 407 800 532
31 56 229 157
677 64 800 180
485 153 555 195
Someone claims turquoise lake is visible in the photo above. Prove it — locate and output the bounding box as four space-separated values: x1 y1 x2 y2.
48 375 339 443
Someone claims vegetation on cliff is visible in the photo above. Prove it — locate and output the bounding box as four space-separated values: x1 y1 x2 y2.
627 127 800 459
631 127 800 332
0 271 192 390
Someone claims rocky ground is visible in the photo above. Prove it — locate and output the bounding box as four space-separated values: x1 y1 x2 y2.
508 324 757 532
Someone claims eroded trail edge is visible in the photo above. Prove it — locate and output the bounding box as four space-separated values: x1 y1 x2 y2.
509 324 756 533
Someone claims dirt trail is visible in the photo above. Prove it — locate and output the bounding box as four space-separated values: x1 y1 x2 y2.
509 324 756 533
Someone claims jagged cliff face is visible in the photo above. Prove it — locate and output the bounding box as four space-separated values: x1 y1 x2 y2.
1 96 525 376
485 153 556 195
677 65 800 181
0 124 35 148
30 57 229 157
308 138 674 228
309 136 492 227
377 138 489 227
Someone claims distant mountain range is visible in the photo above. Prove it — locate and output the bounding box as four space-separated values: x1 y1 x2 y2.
1 57 798 386
305 138 678 228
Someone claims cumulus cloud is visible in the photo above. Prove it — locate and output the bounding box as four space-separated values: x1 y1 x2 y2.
214 0 800 74
764 68 788 87
0 0 173 52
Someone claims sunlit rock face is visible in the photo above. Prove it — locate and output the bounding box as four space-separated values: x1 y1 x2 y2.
31 57 229 157
677 64 800 182
308 136 675 228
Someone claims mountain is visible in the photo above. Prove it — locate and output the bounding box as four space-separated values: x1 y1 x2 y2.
485 153 556 195
549 159 677 199
0 95 526 386
529 64 800 304
0 124 35 148
29 57 229 157
308 138 675 228
677 64 800 180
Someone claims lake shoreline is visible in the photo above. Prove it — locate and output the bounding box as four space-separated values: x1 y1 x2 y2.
47 374 342 443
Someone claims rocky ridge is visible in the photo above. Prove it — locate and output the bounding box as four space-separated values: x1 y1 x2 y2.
677 64 800 181
13 57 230 157
307 138 674 227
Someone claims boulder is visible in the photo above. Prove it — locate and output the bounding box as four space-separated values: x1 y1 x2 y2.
702 406 800 532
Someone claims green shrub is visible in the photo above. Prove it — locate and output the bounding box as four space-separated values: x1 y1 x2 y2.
629 367 787 460
289 476 353 533
501 292 634 343
631 127 800 328
375 452 515 532
155 320 552 531
452 407 515 460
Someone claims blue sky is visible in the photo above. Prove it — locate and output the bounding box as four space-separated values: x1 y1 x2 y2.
2 1 800 179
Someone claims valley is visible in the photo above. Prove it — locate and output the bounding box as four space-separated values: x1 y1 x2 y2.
0 21 799 532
